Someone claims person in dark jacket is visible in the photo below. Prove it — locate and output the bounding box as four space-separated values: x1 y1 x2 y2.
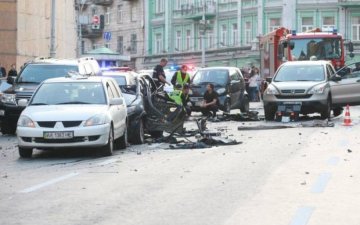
0 62 6 77
152 58 170 88
200 83 219 118
8 64 17 77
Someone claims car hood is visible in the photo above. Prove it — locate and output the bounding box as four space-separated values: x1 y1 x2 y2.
22 105 109 121
4 83 39 94
271 81 325 91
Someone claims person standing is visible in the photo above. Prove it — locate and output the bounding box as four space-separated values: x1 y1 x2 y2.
248 68 260 102
8 64 17 77
152 58 170 88
171 65 190 89
0 62 6 77
201 83 219 118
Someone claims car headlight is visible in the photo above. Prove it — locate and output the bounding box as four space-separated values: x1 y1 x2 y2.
308 83 327 94
1 94 16 104
217 88 226 95
17 115 35 128
265 85 279 95
84 114 108 126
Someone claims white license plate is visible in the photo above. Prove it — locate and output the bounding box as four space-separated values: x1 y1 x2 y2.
281 116 290 123
43 131 74 139
283 101 302 105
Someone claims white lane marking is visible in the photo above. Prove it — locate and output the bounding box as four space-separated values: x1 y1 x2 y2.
327 156 340 166
96 158 118 166
311 172 332 194
289 206 315 225
19 172 79 193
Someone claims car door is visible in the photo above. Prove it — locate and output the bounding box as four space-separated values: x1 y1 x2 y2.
106 81 125 138
331 62 360 105
229 68 241 107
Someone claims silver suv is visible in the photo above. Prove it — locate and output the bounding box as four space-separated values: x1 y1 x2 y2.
263 61 340 120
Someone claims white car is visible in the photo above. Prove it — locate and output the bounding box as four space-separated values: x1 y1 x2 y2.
16 75 127 158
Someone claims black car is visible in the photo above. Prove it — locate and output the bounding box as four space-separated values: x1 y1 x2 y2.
103 71 186 143
189 67 249 113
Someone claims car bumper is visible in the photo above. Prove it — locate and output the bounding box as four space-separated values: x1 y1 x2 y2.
263 94 328 114
0 104 25 122
17 123 110 149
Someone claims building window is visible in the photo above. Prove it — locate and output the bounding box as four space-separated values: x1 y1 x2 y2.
175 31 181 51
232 23 238 46
186 29 191 50
245 21 252 45
269 18 281 32
155 33 163 54
131 5 137 22
301 17 313 32
322 16 335 32
221 25 227 46
117 36 123 54
105 7 111 25
130 34 137 54
208 31 214 49
155 0 164 13
117 5 123 23
105 43 110 49
175 0 181 10
352 16 360 41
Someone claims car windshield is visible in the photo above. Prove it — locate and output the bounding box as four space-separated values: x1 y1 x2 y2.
30 82 106 105
290 38 342 60
274 65 325 82
17 64 78 84
192 69 229 85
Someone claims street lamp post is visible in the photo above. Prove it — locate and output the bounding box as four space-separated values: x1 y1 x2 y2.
77 0 89 57
200 3 206 67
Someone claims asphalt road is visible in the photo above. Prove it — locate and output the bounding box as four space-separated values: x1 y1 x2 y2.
1 103 359 225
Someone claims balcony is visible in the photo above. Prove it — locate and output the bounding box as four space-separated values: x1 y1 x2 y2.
93 0 113 6
181 1 216 20
338 0 360 6
74 0 93 10
81 24 103 39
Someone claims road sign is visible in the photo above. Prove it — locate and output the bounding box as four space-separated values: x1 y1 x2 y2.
103 32 112 41
92 24 100 30
93 15 99 24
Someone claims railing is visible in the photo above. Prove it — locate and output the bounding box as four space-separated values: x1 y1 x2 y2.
93 0 113 6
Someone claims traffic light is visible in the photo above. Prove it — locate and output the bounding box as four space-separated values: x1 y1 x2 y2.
100 15 105 29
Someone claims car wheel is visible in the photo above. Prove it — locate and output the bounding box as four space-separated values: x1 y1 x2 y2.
18 147 33 158
240 95 250 113
116 125 128 149
264 105 276 121
333 107 343 117
223 99 231 113
131 119 145 144
102 126 114 156
321 97 331 120
149 130 163 139
1 120 16 135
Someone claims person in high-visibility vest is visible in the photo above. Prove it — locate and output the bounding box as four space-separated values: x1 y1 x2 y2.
171 65 190 89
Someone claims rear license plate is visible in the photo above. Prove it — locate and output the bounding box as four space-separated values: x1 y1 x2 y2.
281 116 290 123
283 101 302 105
43 131 74 139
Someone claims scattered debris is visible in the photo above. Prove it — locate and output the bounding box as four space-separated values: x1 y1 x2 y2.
305 172 310 175
301 181 307 185
347 149 352 153
238 119 334 131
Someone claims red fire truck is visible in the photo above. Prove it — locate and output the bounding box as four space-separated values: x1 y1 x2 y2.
260 27 345 78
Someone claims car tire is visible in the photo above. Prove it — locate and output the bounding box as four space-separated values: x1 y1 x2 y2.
333 107 343 117
131 119 145 144
117 123 128 150
149 130 163 139
102 126 114 156
321 97 331 120
1 120 16 135
264 105 276 121
240 95 250 113
18 147 33 158
223 99 231 113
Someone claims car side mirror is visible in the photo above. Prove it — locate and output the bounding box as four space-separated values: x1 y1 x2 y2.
266 77 272 83
331 75 342 82
18 99 28 107
7 76 14 85
109 97 123 105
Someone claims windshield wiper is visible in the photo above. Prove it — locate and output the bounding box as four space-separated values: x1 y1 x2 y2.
30 103 48 106
56 101 91 105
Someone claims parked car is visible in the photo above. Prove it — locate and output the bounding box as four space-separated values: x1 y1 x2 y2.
263 61 341 120
16 75 127 158
189 67 249 113
0 57 101 135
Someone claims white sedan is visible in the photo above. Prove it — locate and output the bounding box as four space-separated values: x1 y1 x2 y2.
16 76 127 158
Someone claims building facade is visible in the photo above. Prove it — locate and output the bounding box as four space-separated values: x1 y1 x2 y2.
78 0 145 69
144 0 360 69
0 0 77 72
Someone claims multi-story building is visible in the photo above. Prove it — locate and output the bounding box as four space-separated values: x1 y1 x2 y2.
0 0 77 72
144 0 360 69
77 0 145 69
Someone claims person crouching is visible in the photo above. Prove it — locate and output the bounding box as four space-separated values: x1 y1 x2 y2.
201 83 219 118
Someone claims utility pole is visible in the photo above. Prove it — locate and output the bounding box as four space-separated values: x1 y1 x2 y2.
50 0 56 58
201 3 206 67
